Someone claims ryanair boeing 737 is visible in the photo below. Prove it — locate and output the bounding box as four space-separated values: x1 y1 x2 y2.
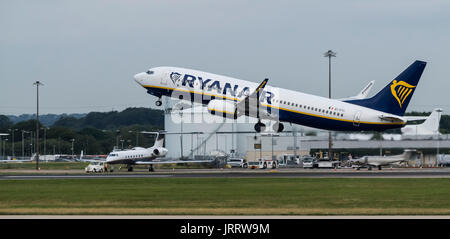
134 61 427 133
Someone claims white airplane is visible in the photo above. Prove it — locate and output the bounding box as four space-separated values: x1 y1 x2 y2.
401 108 442 136
105 131 212 172
134 61 427 133
349 149 416 170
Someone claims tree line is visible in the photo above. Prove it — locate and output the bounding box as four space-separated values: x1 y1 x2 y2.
0 108 164 157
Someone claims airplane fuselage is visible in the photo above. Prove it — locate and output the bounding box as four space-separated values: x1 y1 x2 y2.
106 147 167 165
134 67 406 131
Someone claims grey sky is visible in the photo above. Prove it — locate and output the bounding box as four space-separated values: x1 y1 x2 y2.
1 0 450 115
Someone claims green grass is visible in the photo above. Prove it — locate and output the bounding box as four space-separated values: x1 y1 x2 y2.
1 178 450 215
0 162 89 170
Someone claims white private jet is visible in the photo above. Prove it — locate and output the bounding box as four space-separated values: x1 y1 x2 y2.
105 131 212 172
401 108 443 136
349 149 417 170
134 61 427 133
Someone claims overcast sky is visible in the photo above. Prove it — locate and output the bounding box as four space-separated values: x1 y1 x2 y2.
1 0 450 115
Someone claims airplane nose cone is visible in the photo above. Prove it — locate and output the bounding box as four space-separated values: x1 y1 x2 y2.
134 72 146 84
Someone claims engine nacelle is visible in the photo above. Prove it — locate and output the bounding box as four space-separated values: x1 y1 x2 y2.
152 147 168 157
207 99 238 119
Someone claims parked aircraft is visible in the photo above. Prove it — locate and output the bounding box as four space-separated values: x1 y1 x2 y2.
134 61 427 133
105 131 212 172
401 108 442 136
349 149 417 170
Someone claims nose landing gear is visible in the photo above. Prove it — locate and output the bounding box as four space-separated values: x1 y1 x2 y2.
155 99 162 106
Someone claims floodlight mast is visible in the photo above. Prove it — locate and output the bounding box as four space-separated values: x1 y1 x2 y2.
33 81 43 170
323 50 336 160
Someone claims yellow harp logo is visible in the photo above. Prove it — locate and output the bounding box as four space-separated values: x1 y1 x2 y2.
390 80 416 108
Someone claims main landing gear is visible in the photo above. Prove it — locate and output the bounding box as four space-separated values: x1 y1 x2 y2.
254 121 266 133
149 165 155 172
272 122 284 133
254 121 284 133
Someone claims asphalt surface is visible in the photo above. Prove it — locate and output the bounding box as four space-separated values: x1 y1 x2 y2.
1 167 450 180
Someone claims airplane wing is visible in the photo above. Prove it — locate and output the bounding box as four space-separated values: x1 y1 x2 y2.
235 78 269 118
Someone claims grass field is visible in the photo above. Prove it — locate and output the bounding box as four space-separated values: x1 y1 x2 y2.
0 162 89 170
0 162 212 171
1 178 450 215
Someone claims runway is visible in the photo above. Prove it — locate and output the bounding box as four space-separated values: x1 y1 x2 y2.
1 168 450 180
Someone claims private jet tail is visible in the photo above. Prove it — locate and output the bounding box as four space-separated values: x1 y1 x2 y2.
402 108 442 135
345 60 427 116
401 149 417 161
153 131 165 148
79 150 84 161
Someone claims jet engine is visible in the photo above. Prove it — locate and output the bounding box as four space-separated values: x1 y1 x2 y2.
207 99 238 119
152 147 168 157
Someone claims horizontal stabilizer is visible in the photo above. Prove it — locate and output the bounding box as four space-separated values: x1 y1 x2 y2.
379 114 406 123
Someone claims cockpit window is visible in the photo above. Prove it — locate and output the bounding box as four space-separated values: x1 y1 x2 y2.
146 70 154 75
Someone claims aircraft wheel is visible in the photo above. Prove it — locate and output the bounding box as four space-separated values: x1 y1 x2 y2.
254 122 266 132
127 166 133 172
378 166 382 170
273 122 284 132
155 100 162 106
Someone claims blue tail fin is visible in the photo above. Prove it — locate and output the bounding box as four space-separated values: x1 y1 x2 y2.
345 60 426 116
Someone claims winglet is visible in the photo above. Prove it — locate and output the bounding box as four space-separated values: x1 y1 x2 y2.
255 78 269 96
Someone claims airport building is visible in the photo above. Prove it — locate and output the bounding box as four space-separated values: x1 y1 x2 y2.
164 103 450 166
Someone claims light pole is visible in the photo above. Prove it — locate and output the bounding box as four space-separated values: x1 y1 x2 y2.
34 80 43 170
22 130 30 158
4 139 8 157
128 130 139 147
324 50 336 160
70 138 75 158
8 129 18 158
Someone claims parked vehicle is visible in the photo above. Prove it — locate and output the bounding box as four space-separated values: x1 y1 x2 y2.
227 158 248 168
247 161 259 169
302 157 317 168
258 159 278 169
85 161 105 173
317 157 341 168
